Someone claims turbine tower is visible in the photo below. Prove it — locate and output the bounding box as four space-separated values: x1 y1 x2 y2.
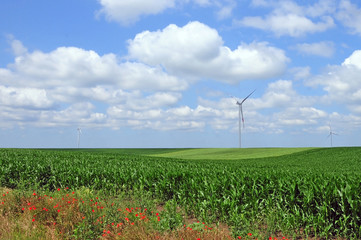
234 89 255 148
327 124 337 147
77 127 82 148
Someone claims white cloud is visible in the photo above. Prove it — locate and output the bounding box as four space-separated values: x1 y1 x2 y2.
337 0 361 36
240 14 334 37
97 0 238 25
305 0 336 17
5 46 186 92
106 104 207 131
276 107 327 126
117 62 187 91
39 102 107 127
127 92 182 110
7 36 28 56
216 5 234 19
215 0 236 19
196 80 325 132
290 66 311 80
294 41 335 57
342 50 361 69
239 0 335 37
0 86 53 109
128 21 288 83
97 0 176 25
128 21 223 67
0 39 188 129
249 80 315 110
307 50 361 113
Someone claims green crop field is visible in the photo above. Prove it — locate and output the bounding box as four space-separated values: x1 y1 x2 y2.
1 147 361 239
148 147 315 160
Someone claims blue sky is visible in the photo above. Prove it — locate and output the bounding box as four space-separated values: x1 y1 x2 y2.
1 0 361 148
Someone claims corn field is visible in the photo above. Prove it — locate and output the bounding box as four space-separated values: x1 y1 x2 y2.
1 148 361 239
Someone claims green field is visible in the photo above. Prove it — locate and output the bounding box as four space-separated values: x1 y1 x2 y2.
58 147 314 159
149 147 315 160
1 147 361 239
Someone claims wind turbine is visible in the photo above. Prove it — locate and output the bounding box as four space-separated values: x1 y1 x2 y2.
233 89 255 148
327 124 337 147
77 127 82 148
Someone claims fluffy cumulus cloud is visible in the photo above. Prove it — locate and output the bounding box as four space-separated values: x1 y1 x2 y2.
8 47 186 92
4 22 357 135
275 107 327 126
239 0 335 37
247 80 326 130
107 104 208 131
307 50 361 113
0 38 350 134
192 78 332 135
0 39 189 129
128 21 289 83
0 86 53 109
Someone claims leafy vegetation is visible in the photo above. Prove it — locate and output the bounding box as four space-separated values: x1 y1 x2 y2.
1 147 361 239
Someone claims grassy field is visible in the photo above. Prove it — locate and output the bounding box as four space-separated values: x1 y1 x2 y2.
1 147 361 239
55 147 314 160
148 148 315 160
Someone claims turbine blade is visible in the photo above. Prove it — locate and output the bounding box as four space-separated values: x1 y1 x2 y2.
241 89 256 104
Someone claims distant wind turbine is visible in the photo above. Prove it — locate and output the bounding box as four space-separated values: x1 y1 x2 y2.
232 89 255 148
327 124 338 147
77 127 82 148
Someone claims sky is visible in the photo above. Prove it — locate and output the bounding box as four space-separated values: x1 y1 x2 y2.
0 0 361 148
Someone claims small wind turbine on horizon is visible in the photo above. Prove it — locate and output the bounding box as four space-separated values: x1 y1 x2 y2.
77 127 82 148
232 89 255 148
327 124 338 147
